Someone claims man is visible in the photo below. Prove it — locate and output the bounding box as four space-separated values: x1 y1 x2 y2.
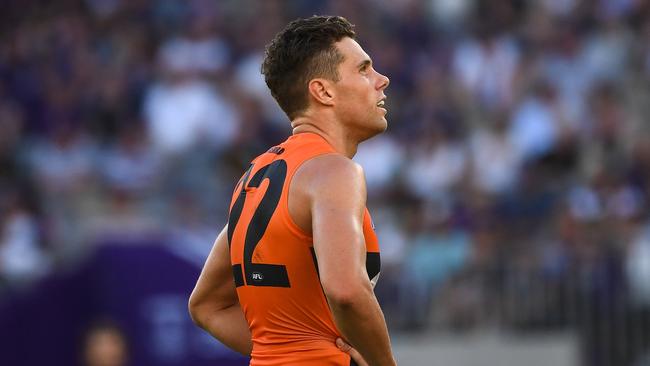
189 15 396 366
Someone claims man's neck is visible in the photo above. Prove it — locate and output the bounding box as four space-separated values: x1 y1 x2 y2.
291 115 359 158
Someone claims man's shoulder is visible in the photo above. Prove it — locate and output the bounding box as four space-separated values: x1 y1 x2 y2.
301 153 363 181
293 153 366 202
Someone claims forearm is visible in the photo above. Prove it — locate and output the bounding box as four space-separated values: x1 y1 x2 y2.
329 290 396 366
192 303 253 356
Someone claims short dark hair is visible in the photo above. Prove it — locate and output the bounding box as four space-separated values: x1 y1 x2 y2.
261 15 355 120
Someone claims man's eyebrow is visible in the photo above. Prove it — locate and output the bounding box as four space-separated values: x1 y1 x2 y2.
357 59 371 69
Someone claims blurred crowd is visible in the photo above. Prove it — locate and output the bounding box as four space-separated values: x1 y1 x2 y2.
2 0 650 365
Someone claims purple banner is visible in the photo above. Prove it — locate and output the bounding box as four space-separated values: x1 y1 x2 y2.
0 242 249 366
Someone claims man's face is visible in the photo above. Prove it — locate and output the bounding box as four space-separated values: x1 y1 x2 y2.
331 37 390 140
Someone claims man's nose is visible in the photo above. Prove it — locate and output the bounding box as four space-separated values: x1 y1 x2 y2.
377 72 389 90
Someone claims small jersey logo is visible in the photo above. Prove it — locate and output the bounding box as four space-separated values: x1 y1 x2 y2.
267 146 285 155
252 272 264 281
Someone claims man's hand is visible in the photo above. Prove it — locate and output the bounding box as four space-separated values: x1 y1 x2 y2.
336 338 369 366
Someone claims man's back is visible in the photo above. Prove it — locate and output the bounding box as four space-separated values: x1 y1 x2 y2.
228 132 380 365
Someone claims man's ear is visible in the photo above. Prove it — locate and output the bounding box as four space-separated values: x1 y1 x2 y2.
308 79 335 107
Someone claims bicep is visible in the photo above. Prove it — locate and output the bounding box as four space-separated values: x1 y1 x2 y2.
309 160 369 287
190 225 238 310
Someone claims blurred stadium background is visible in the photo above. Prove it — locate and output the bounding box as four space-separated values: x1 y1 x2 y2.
1 0 650 365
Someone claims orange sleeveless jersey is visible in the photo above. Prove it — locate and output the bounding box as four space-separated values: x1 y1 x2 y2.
227 132 381 366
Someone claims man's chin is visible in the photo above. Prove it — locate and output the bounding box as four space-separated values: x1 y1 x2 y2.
376 117 388 133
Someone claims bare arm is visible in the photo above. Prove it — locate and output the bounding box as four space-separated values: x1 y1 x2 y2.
299 154 396 366
188 225 252 355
